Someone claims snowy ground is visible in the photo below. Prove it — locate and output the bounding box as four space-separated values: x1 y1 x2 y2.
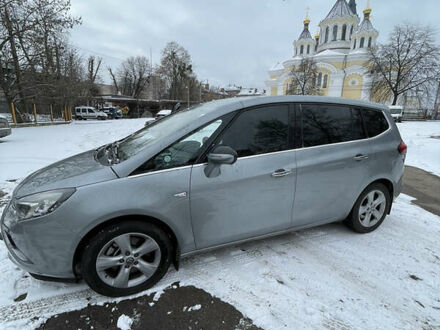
399 121 440 176
0 120 439 329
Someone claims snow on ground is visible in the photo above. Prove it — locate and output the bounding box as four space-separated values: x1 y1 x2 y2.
397 121 440 176
0 119 439 329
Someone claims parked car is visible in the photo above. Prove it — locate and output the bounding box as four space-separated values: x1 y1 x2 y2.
75 106 108 120
0 115 11 138
389 106 404 122
102 107 123 119
155 109 172 120
1 96 406 297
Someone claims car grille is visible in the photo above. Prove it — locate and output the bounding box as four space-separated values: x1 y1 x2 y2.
0 121 8 128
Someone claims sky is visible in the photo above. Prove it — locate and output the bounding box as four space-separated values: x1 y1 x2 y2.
69 0 440 90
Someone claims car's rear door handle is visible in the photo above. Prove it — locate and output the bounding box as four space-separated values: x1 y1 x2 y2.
271 169 292 178
354 154 369 161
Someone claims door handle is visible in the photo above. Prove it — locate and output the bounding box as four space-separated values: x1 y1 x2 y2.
271 169 292 178
354 154 369 161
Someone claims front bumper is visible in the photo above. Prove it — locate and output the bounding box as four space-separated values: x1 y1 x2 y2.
0 127 11 138
1 204 78 280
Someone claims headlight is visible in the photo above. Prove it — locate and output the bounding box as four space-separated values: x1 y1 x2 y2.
3 188 75 227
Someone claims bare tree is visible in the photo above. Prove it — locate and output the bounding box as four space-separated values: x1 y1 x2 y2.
109 56 151 99
0 0 81 120
286 57 321 95
158 41 194 100
369 23 440 105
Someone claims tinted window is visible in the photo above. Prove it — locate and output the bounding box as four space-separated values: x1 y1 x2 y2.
301 104 366 147
215 105 289 157
133 119 223 174
362 109 389 137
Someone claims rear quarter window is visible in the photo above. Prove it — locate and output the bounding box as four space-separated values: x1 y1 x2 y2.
362 109 389 137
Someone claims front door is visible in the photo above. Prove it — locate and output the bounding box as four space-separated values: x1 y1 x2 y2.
190 104 297 249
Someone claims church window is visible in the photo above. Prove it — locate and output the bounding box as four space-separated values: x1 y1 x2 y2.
332 25 338 41
350 25 354 38
300 45 304 54
368 37 372 48
360 37 365 48
325 27 329 43
307 45 310 54
342 24 347 41
323 75 328 88
353 39 357 49
318 72 322 87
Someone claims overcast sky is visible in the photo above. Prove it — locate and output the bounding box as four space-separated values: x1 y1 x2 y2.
70 0 439 90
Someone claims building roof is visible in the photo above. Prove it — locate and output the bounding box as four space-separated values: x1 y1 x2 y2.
325 0 355 19
348 0 357 15
299 28 312 40
237 88 263 96
356 18 375 33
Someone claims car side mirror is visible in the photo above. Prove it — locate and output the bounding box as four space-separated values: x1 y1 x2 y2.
204 146 237 178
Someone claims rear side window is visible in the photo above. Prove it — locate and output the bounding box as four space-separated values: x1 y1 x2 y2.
301 104 366 147
215 105 289 157
362 109 389 137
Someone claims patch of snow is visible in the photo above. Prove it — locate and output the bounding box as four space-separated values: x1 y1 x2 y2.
117 314 133 330
397 121 440 176
187 304 202 312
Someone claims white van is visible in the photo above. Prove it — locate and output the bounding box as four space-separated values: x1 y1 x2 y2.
75 106 108 120
388 106 403 123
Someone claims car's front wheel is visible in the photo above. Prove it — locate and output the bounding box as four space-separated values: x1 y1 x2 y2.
81 221 172 297
345 183 391 233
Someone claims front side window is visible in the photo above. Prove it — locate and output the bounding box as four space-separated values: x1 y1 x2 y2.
301 104 366 147
362 109 389 137
214 105 289 158
133 119 223 174
88 109 94 114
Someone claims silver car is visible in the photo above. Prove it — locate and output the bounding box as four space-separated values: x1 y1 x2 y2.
1 96 406 297
0 115 12 138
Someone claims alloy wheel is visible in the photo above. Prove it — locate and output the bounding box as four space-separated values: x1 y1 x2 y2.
96 233 161 288
358 190 387 227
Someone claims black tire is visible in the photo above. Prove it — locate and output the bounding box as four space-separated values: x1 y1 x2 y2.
345 183 391 233
81 221 172 297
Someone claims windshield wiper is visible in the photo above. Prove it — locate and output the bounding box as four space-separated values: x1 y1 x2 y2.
107 141 120 165
94 142 120 165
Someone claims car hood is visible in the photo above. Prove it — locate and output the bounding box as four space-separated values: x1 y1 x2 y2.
13 150 118 198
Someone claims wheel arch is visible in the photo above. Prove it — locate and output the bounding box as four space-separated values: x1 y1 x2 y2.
72 214 180 278
356 178 394 215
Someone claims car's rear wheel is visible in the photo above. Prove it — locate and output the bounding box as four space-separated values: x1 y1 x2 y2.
81 221 172 297
345 183 391 233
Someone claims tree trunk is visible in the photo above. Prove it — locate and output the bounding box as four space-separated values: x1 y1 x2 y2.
4 7 26 122
392 92 399 105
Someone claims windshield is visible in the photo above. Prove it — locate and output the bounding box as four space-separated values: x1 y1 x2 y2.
117 103 215 161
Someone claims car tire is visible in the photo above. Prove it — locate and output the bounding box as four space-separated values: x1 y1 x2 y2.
81 221 173 297
345 183 391 233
